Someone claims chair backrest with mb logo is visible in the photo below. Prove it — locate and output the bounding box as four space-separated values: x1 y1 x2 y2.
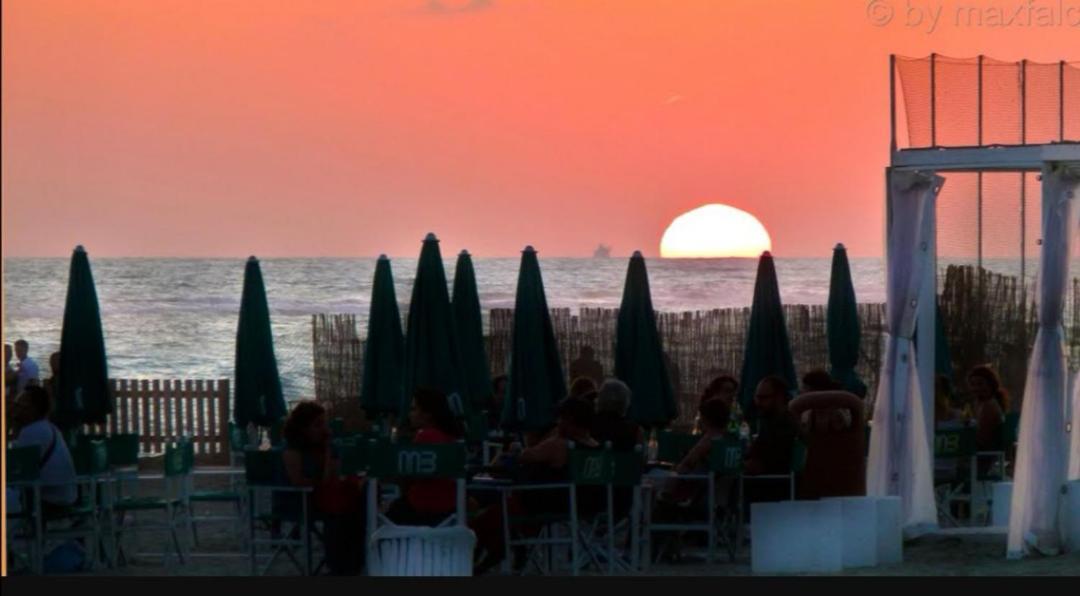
934 426 976 458
708 438 745 476
366 441 468 479
569 445 643 487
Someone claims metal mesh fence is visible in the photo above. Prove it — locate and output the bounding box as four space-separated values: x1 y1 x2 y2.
893 55 1080 150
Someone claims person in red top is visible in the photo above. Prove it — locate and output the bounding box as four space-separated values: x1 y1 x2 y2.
386 387 464 526
789 388 865 499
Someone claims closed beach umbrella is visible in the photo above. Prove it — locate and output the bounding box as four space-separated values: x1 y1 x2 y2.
934 301 953 382
501 246 566 433
738 251 798 420
452 250 492 413
615 251 677 428
911 301 953 381
361 255 406 419
826 243 868 398
403 234 468 418
54 245 111 433
233 256 287 428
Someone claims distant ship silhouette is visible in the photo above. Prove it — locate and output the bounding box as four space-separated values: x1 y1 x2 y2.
593 244 611 258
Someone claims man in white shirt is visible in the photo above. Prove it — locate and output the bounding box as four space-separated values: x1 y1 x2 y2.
14 339 41 394
12 385 78 510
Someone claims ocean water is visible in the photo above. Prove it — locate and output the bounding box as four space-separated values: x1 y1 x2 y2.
4 256 889 398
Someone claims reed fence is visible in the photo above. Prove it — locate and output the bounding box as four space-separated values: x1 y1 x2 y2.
310 266 1078 428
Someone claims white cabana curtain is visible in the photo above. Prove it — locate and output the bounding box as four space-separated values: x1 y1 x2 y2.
1008 164 1079 558
868 169 943 537
1069 373 1080 481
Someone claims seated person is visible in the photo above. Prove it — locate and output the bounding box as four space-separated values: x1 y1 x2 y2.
282 401 365 575
10 385 78 515
590 379 644 451
471 396 599 574
742 376 798 512
968 365 1007 452
789 390 865 499
386 387 463 526
677 399 732 475
661 398 733 506
695 375 739 434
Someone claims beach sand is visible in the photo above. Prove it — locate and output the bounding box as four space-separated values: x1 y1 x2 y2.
10 472 1072 577
61 492 1077 577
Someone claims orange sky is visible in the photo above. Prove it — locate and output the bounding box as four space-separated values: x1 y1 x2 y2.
2 0 1076 258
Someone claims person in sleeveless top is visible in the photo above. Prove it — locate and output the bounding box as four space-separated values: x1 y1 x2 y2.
471 396 599 574
282 401 365 575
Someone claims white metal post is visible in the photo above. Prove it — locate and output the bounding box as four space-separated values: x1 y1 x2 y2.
918 189 937 459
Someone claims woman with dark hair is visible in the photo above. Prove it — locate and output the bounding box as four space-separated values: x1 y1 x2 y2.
385 387 463 526
967 365 1008 451
281 400 365 575
695 375 739 433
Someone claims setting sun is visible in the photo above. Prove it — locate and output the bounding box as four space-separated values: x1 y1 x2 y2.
659 204 772 258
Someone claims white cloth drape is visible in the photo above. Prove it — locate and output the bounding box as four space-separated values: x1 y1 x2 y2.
868 169 943 537
1007 164 1079 558
1069 372 1080 481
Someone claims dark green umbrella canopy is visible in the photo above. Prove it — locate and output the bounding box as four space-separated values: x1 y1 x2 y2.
914 300 954 382
54 245 111 432
738 251 798 419
615 251 678 428
452 250 492 413
403 234 469 418
934 301 953 382
361 255 406 418
826 243 868 398
501 246 566 433
233 256 287 428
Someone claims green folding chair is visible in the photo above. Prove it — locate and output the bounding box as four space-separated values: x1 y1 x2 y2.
5 446 44 574
244 448 319 576
111 439 194 569
738 437 804 510
646 437 744 567
364 440 469 529
46 439 111 570
569 443 646 575
934 426 978 527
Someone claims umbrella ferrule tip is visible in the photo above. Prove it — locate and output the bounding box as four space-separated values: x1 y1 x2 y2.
459 250 470 257
761 250 772 257
247 255 258 262
424 233 438 242
835 243 846 250
523 245 536 253
74 245 86 253
632 250 643 258
378 254 389 261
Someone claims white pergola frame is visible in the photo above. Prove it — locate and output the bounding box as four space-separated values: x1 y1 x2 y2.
887 53 1080 452
887 153 1080 452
